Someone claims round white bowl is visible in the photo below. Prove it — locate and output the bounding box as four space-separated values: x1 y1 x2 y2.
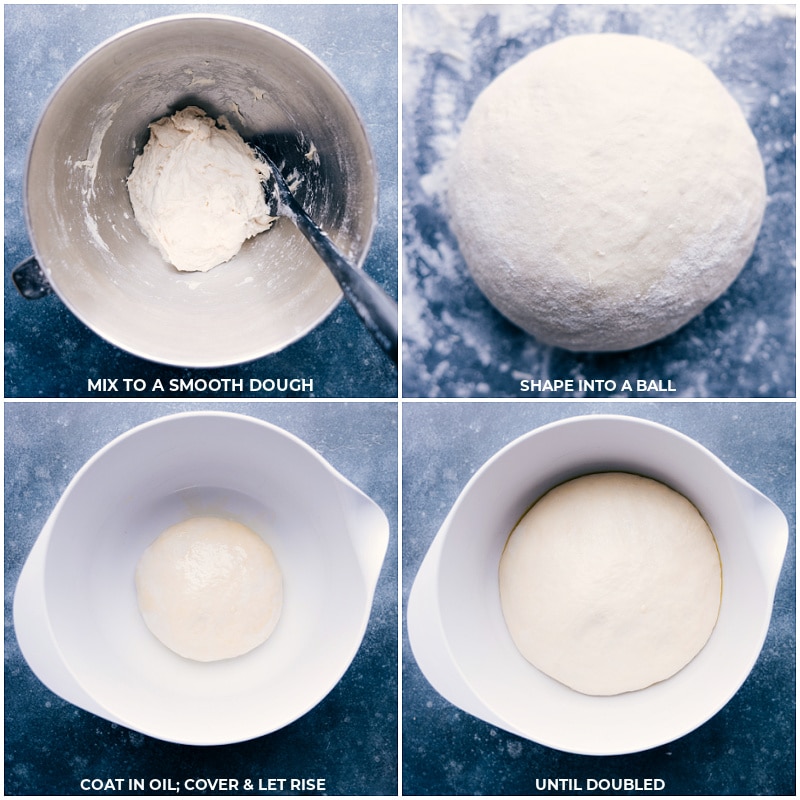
408 414 787 755
14 412 389 745
24 14 377 366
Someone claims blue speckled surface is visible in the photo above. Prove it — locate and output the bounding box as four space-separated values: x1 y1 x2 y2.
402 402 795 795
402 5 795 398
5 402 398 796
4 4 398 398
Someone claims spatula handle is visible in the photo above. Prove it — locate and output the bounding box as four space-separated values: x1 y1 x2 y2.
284 194 398 364
256 146 398 364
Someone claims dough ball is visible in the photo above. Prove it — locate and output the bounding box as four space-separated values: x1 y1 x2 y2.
498 473 722 695
135 516 283 662
128 106 276 273
447 34 766 351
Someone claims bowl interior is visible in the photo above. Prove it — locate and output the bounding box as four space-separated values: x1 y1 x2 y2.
436 415 781 754
42 413 374 744
26 15 377 366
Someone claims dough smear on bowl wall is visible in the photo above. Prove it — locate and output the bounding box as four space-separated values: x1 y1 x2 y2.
447 33 767 352
498 472 722 695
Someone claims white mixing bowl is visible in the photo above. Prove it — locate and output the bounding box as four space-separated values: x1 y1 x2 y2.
408 414 787 755
14 412 389 745
23 14 378 366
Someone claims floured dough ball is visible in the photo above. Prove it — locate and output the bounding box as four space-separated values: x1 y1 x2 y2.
135 516 282 662
447 34 766 351
128 106 275 273
498 473 722 695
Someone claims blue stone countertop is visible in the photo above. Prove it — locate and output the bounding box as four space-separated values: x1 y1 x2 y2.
402 402 795 796
402 5 795 399
4 4 398 399
5 402 398 796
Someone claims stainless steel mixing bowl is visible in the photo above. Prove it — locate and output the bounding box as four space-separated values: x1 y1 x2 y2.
23 14 378 367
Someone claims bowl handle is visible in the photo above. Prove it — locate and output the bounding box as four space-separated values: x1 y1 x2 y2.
13 518 116 721
12 255 52 300
744 485 789 594
337 483 389 589
407 532 512 730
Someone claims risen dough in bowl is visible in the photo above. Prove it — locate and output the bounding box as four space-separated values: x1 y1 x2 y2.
135 516 283 662
498 472 722 695
447 34 766 351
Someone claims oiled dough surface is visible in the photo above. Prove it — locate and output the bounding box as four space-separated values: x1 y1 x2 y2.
136 516 283 662
499 473 722 695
